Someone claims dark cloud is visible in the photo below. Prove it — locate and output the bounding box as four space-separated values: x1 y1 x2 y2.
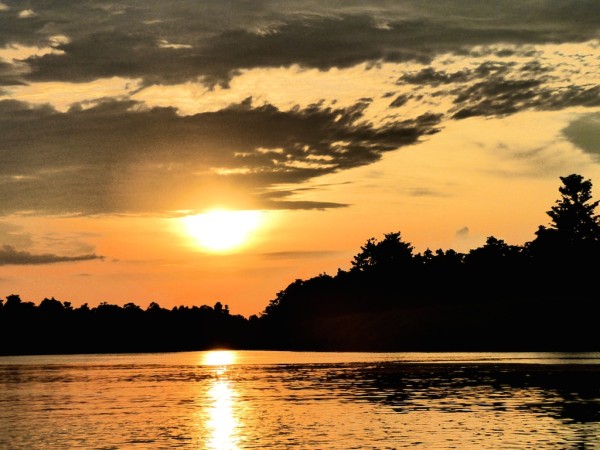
451 77 545 119
393 58 600 121
0 220 100 263
520 61 552 75
539 86 600 110
258 190 350 211
0 244 103 265
1 0 599 87
451 78 600 120
0 98 441 215
389 94 411 108
562 113 600 160
1 0 599 218
399 67 472 86
0 60 26 86
398 61 518 87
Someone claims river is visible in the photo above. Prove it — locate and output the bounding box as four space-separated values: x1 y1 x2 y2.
1 351 599 449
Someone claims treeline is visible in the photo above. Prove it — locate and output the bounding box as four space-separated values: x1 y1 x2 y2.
1 174 599 354
0 298 252 355
255 174 600 351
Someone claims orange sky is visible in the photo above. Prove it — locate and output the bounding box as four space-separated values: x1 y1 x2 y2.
1 1 600 317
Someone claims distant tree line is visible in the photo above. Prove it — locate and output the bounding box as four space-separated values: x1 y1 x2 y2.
0 297 252 355
1 174 599 354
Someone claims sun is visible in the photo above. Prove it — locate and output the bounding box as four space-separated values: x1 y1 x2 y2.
182 209 263 252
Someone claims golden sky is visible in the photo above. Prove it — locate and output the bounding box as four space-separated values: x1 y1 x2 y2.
1 1 600 316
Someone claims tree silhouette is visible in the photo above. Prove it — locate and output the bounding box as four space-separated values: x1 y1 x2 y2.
549 174 600 239
527 174 600 263
351 231 414 272
546 173 600 250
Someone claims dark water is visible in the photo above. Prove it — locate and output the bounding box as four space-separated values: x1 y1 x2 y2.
0 351 599 449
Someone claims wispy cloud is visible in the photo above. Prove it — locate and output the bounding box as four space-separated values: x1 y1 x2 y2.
261 250 342 260
0 244 103 265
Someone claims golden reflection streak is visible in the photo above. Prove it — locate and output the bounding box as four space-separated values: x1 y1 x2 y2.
207 379 239 450
202 350 240 450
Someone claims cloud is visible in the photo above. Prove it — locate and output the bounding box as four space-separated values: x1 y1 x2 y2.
393 56 600 121
399 67 474 86
407 187 448 197
451 80 600 120
18 9 35 18
0 98 441 216
452 226 486 252
562 113 600 160
0 60 28 87
1 1 600 219
0 244 103 265
0 221 34 248
455 227 470 239
262 250 342 260
451 77 545 119
0 1 598 87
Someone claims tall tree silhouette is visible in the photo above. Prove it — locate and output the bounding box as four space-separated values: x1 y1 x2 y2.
528 174 600 260
547 174 600 242
525 173 600 302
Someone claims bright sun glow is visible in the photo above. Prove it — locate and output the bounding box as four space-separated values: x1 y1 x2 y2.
182 209 263 252
203 350 237 366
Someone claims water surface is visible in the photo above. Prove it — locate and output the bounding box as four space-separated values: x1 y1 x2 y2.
1 351 599 449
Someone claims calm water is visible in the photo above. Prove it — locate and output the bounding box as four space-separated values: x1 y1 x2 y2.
0 351 599 449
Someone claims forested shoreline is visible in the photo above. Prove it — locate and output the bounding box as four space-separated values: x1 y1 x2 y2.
1 174 599 355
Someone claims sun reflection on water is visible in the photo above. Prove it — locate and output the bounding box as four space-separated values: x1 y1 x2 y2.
202 350 237 367
201 350 240 450
207 379 239 450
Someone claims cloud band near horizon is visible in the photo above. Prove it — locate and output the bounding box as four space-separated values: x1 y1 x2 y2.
0 244 103 265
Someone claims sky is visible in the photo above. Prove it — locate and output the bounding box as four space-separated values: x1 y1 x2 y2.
1 0 600 317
